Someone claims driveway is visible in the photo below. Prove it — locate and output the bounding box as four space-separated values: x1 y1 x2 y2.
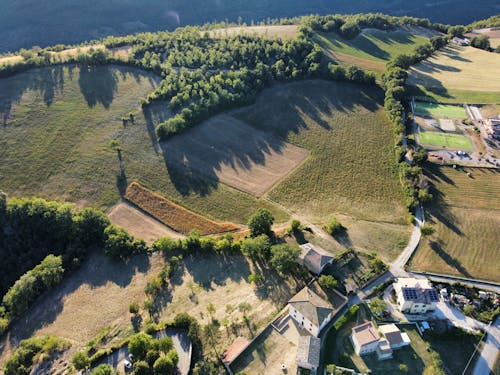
473 317 500 375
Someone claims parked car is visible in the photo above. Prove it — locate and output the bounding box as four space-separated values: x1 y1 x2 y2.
128 353 134 362
124 360 132 370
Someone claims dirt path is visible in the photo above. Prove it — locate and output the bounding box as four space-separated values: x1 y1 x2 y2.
108 202 185 243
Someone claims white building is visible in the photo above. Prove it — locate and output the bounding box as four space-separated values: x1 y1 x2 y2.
379 324 411 350
289 287 334 337
351 322 380 355
394 278 439 314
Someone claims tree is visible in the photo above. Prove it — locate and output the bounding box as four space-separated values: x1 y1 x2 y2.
108 139 121 152
128 332 153 360
72 352 90 370
270 244 300 274
324 216 345 236
247 208 274 237
133 361 150 375
421 224 435 236
153 356 175 375
238 302 251 316
319 275 338 290
241 234 271 260
90 364 117 375
206 303 216 320
129 301 140 315
158 337 174 354
463 304 475 315
470 35 491 50
289 219 302 233
369 257 386 273
248 273 263 286
369 297 388 315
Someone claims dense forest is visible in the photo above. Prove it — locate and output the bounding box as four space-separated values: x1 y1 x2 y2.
1 0 499 52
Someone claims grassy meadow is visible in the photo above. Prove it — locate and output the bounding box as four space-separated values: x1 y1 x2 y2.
410 165 500 282
413 102 466 118
407 45 500 104
315 29 429 73
0 65 286 224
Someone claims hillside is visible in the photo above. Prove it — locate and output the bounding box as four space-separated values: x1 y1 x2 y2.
1 0 499 52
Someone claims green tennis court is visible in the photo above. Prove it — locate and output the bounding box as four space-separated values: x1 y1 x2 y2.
414 102 466 119
419 131 473 149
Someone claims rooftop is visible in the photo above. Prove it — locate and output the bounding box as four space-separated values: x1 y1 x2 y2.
395 278 439 304
379 324 404 347
289 287 333 327
352 321 379 347
296 335 321 368
221 336 250 365
299 243 333 274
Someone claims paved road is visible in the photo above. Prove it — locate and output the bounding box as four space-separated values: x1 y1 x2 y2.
473 317 500 375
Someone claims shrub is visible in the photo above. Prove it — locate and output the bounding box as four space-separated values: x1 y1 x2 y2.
248 273 264 286
319 275 338 290
72 351 91 370
90 364 117 375
129 302 140 315
421 224 435 236
324 216 345 236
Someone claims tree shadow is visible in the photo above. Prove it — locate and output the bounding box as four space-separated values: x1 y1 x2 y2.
428 239 472 278
2 251 151 351
333 229 352 248
78 65 118 109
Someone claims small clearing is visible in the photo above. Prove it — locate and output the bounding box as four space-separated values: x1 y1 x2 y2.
124 182 239 235
162 114 309 197
207 25 298 40
108 202 184 243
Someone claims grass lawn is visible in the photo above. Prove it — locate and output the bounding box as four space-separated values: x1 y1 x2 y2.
315 29 429 73
410 165 500 282
407 45 500 104
414 101 466 118
418 131 473 149
0 65 286 224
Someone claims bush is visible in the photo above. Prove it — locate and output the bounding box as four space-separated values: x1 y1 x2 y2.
319 275 338 290
470 35 491 51
421 224 435 236
90 364 118 375
324 216 345 236
72 351 91 370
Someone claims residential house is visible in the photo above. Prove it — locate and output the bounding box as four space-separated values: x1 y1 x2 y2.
378 324 411 350
376 339 393 360
289 287 334 337
298 243 334 275
394 278 439 314
351 322 380 355
296 335 321 374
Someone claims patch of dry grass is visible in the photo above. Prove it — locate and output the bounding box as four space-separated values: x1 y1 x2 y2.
124 182 240 235
207 25 298 40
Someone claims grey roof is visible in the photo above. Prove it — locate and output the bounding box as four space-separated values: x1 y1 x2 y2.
299 243 333 274
297 335 321 368
289 287 333 327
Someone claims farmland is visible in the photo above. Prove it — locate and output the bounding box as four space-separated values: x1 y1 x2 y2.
315 28 430 73
418 132 473 150
407 45 500 104
124 182 239 235
207 25 298 40
0 65 286 224
410 165 500 282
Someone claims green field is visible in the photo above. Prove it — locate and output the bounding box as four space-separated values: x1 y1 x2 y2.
418 131 473 149
0 65 286 224
414 101 466 118
315 29 429 73
408 85 500 105
411 165 500 282
234 80 405 224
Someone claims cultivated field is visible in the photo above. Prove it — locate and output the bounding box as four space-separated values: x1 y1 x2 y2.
108 202 184 243
124 182 239 235
0 65 287 224
234 80 406 224
407 45 500 104
207 25 298 40
418 132 473 150
414 102 466 119
315 28 429 73
410 165 500 282
162 114 309 197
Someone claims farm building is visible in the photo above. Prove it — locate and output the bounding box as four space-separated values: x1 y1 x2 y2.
296 335 321 374
298 243 334 274
289 287 334 337
394 278 439 314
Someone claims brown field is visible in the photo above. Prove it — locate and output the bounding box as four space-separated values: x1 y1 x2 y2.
162 114 310 197
207 25 298 40
407 45 500 93
466 28 500 48
108 202 184 243
124 182 239 235
410 165 500 282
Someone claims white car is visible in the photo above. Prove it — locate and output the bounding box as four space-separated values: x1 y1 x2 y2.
128 353 134 362
124 360 132 370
